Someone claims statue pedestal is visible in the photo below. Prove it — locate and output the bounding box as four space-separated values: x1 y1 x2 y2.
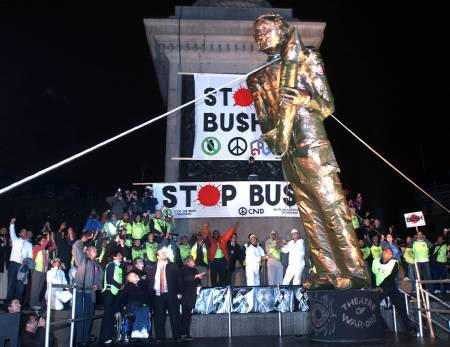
308 289 384 343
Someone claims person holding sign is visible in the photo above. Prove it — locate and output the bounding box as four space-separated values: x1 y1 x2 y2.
407 230 432 283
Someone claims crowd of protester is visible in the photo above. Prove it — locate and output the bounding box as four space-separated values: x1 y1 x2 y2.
0 187 448 345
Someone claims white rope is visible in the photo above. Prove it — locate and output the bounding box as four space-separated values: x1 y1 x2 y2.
1 56 448 215
0 58 280 196
329 114 449 214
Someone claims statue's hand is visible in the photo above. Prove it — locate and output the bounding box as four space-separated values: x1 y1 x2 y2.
279 87 311 107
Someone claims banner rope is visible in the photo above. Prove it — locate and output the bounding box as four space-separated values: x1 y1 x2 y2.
330 114 449 214
0 58 280 196
1 58 448 215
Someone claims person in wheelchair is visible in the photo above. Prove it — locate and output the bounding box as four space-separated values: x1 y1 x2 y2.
118 271 151 339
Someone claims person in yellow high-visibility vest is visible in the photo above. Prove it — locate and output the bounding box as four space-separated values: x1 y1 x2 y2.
145 232 158 264
402 236 416 283
372 248 414 336
191 232 209 287
178 236 191 264
407 230 432 286
30 233 56 310
265 230 283 285
99 251 123 344
430 235 449 294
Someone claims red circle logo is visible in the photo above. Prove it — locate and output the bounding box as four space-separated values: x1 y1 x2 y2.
197 184 221 207
233 86 254 107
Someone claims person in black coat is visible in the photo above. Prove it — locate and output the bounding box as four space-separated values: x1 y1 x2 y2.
226 233 242 285
147 249 183 343
180 256 206 341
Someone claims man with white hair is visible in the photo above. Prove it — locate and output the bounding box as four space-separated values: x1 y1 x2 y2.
245 234 267 286
265 230 284 285
282 229 305 285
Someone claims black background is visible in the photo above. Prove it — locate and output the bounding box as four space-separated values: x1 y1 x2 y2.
0 1 448 231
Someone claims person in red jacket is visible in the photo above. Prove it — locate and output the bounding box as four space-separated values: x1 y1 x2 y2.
30 233 56 310
202 222 238 287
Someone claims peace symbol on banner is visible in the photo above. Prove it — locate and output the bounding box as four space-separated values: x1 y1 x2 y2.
228 137 247 156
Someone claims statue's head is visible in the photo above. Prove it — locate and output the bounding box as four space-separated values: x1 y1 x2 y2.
254 13 290 55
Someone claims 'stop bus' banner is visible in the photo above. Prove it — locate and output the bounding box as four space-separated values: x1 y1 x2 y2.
192 73 277 161
153 181 299 219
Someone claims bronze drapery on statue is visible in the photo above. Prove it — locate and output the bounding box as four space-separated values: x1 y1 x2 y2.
247 14 370 289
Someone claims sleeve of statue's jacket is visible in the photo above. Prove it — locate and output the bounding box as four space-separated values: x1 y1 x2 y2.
304 49 335 120
247 73 277 153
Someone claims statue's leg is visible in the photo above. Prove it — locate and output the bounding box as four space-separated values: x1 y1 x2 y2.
312 172 371 288
287 143 370 289
282 157 339 286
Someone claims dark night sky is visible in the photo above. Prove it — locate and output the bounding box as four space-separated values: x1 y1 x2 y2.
0 1 449 228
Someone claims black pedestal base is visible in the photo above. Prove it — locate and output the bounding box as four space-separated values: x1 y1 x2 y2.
308 289 384 343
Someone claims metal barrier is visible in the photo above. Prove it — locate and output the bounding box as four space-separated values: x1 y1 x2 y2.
44 282 103 347
400 279 450 338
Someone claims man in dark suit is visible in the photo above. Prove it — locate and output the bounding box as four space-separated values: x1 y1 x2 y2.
180 256 206 341
148 249 183 343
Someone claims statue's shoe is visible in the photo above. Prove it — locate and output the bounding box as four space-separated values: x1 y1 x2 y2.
303 277 334 290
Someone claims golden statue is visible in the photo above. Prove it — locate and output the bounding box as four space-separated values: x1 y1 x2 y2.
247 14 370 289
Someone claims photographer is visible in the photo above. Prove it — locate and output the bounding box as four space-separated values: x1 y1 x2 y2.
142 186 158 217
106 189 127 219
20 313 51 347
127 190 143 217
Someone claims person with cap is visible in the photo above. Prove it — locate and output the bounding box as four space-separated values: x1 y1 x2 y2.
265 230 284 285
281 229 305 285
46 257 69 310
245 234 267 286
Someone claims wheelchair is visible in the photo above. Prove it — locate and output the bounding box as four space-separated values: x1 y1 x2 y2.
114 306 151 343
114 310 136 344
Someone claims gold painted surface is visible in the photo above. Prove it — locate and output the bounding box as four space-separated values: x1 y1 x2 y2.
248 14 370 289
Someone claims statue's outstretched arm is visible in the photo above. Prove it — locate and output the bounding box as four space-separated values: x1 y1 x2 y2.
303 50 335 120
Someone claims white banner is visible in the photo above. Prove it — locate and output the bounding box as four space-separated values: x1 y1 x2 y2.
193 73 277 160
153 181 299 218
404 211 426 228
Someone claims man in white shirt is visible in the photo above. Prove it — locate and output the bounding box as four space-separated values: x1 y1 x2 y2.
7 218 33 301
245 235 267 286
282 229 305 285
